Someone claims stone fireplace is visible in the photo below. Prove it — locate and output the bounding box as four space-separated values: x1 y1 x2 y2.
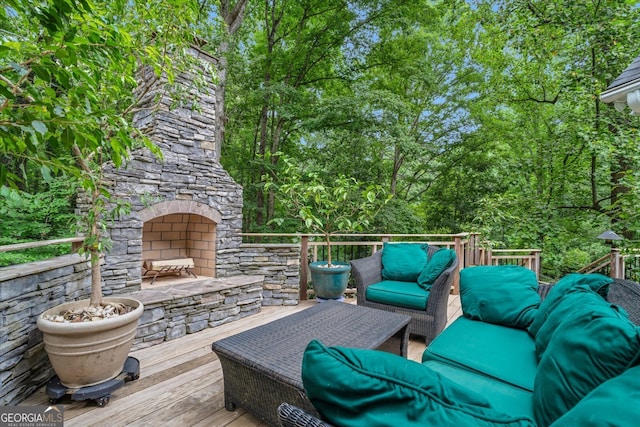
82 46 244 294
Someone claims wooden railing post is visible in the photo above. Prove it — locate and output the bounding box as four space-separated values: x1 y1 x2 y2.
468 232 481 266
452 234 463 294
300 235 309 301
611 248 623 279
534 250 541 280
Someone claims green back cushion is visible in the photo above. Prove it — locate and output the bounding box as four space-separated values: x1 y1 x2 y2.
532 291 640 427
459 265 540 329
550 365 640 427
418 248 456 290
381 242 429 282
533 285 600 360
302 340 536 427
366 280 429 310
527 273 611 338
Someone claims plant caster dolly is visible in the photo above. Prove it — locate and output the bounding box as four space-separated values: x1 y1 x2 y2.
46 356 140 407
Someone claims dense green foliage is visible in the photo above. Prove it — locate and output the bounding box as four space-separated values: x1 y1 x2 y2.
221 0 640 279
0 177 76 266
2 0 640 279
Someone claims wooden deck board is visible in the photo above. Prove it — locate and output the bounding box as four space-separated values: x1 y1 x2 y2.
21 295 461 426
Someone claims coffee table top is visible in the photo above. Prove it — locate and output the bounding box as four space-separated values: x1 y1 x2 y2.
211 301 411 389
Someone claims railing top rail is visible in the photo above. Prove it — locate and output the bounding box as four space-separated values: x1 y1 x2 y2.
577 253 611 273
578 261 611 275
0 237 84 253
240 232 471 238
488 249 542 253
491 255 538 259
304 240 458 246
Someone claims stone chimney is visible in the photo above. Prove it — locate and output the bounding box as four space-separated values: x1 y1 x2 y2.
133 46 218 157
88 46 243 294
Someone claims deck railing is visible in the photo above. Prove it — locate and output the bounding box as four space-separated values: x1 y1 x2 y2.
1 233 543 297
240 232 542 297
480 248 542 276
0 237 84 253
577 248 640 281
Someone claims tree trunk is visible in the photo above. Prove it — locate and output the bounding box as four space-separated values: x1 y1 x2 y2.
256 3 281 226
89 247 102 306
215 0 249 161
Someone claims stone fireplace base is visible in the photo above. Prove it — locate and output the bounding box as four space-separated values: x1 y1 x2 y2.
129 275 264 350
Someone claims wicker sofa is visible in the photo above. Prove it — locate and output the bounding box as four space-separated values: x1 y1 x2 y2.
278 276 640 427
351 244 458 344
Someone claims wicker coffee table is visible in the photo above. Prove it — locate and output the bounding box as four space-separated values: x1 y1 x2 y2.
211 301 411 426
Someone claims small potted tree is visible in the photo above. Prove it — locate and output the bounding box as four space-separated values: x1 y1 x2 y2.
266 158 389 300
34 145 152 389
1 1 191 390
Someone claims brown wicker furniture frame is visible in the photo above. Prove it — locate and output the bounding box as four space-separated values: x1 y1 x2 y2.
211 301 410 427
352 245 459 345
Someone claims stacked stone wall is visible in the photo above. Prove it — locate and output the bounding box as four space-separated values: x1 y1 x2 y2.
0 255 92 405
131 276 264 349
233 244 301 306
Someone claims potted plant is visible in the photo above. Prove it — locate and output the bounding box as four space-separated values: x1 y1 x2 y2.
266 157 389 300
34 146 149 389
0 2 190 390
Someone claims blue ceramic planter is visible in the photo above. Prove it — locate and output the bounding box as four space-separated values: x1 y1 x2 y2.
309 261 351 300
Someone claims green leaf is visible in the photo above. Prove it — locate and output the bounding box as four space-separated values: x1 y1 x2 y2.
31 121 48 136
41 166 52 183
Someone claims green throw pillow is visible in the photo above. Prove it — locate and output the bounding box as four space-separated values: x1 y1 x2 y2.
532 291 640 427
417 248 456 290
302 340 536 427
550 365 640 427
527 273 612 338
381 242 429 282
459 265 540 329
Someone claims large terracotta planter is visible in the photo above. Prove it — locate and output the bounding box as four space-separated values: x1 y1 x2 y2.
309 261 351 300
36 297 143 388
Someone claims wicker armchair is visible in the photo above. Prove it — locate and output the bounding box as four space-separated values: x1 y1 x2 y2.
351 245 458 345
278 402 333 427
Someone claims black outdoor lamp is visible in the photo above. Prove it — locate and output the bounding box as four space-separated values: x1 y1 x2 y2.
596 230 624 246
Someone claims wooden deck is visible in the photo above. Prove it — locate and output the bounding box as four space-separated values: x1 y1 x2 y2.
21 295 462 426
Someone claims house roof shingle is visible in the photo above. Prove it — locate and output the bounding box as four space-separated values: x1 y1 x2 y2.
605 54 640 91
600 53 640 106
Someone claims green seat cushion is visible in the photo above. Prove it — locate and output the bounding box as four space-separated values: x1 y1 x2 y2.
422 317 537 391
533 290 640 427
418 248 456 290
550 365 640 427
460 265 540 329
423 360 534 421
302 340 536 427
366 280 429 310
527 273 612 338
381 242 429 282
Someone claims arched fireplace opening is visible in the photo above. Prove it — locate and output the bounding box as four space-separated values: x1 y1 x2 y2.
138 200 221 288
